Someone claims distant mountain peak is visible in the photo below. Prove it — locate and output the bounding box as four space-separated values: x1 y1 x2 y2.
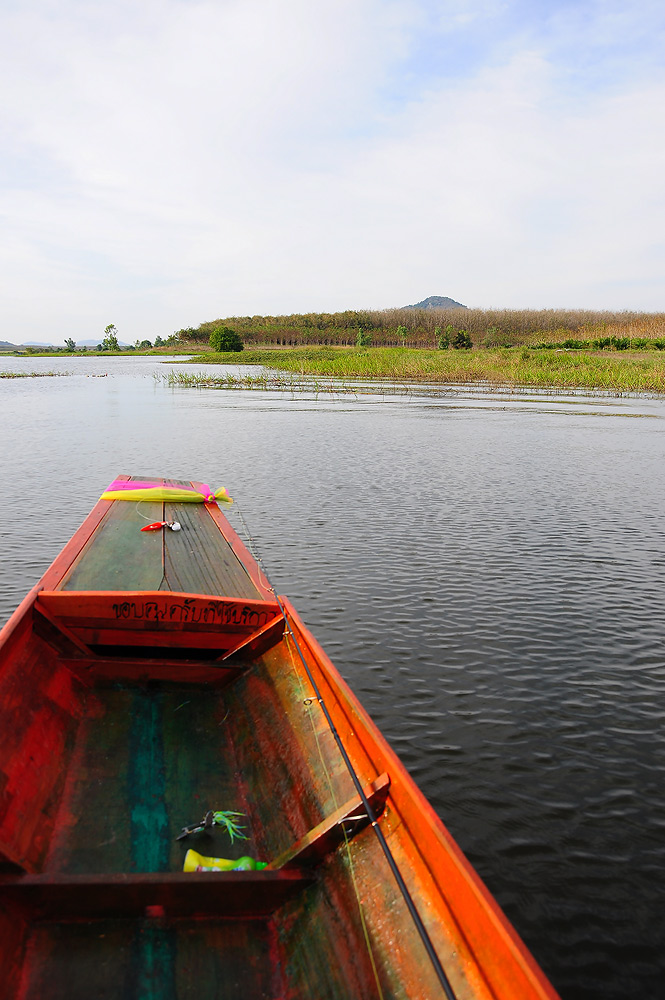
404 295 467 310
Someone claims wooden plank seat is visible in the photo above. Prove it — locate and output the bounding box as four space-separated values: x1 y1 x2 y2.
32 591 285 682
0 779 389 923
0 870 314 920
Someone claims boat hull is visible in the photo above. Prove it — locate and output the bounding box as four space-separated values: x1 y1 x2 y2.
0 479 559 999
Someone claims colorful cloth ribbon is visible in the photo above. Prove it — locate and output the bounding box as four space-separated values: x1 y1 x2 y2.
101 479 233 505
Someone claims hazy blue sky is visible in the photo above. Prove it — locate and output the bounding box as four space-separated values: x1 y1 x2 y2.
2 0 664 342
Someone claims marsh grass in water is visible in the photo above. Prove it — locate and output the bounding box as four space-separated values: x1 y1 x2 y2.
157 370 361 394
171 347 665 394
0 371 71 378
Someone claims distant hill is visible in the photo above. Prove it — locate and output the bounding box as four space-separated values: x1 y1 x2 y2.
405 295 467 310
0 341 17 349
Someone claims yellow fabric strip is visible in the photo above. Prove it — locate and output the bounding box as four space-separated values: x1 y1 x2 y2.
101 487 233 504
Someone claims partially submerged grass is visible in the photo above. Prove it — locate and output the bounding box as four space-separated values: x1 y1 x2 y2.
0 370 70 378
157 370 359 394
171 347 665 394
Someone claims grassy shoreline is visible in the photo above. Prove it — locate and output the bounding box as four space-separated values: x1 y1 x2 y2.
172 346 665 394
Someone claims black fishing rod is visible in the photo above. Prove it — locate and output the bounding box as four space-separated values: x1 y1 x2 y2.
236 509 457 1000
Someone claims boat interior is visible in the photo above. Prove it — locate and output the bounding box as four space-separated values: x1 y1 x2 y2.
0 493 416 1000
0 484 555 1000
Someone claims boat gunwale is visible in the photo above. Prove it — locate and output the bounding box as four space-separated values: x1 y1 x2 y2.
280 597 560 1000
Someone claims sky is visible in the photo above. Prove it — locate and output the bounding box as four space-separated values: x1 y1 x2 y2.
1 0 664 343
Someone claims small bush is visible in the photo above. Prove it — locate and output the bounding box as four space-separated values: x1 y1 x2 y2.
356 327 372 347
210 326 244 352
561 339 589 349
631 338 648 349
435 325 450 349
451 330 472 349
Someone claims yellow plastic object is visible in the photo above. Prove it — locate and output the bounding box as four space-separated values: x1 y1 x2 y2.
101 486 233 504
183 849 267 872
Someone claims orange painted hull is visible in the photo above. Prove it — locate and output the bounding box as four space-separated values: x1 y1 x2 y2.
0 478 560 999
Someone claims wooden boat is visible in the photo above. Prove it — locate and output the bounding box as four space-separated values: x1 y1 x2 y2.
0 477 559 1000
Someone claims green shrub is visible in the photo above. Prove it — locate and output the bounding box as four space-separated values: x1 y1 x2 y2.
561 339 589 349
451 330 472 349
356 327 372 347
631 338 648 349
435 325 450 349
210 326 244 352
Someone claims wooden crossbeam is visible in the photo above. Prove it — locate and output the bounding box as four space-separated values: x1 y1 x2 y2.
0 869 314 920
36 592 281 635
269 773 391 870
60 657 247 687
218 613 285 662
32 604 93 660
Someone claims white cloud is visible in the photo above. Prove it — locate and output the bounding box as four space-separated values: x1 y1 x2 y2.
0 0 664 342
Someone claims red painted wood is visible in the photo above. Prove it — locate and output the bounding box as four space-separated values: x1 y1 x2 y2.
33 604 94 658
60 656 246 686
219 612 285 661
37 591 281 633
280 599 561 1000
269 773 391 869
0 479 561 1000
0 869 314 920
0 908 28 1000
0 601 87 874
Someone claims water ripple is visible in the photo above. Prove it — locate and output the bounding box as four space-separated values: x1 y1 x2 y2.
1 361 664 997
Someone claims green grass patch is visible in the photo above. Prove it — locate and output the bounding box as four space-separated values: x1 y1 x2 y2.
173 346 665 393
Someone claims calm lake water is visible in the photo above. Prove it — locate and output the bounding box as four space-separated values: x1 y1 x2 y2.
1 355 664 999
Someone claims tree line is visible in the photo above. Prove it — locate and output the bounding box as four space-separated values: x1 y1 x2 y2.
174 307 665 350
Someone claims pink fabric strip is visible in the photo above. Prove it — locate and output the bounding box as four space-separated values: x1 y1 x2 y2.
104 480 199 493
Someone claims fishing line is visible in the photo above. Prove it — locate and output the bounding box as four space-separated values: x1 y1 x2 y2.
283 632 385 1000
234 504 457 1000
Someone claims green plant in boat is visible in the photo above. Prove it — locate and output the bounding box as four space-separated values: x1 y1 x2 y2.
212 810 248 843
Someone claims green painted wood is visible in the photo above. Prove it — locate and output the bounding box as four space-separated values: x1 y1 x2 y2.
162 502 261 598
47 685 259 875
46 689 134 874
129 692 169 873
162 687 259 873
59 494 260 598
60 501 165 592
15 919 279 1000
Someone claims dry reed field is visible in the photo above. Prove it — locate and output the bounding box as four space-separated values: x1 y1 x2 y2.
180 308 665 349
